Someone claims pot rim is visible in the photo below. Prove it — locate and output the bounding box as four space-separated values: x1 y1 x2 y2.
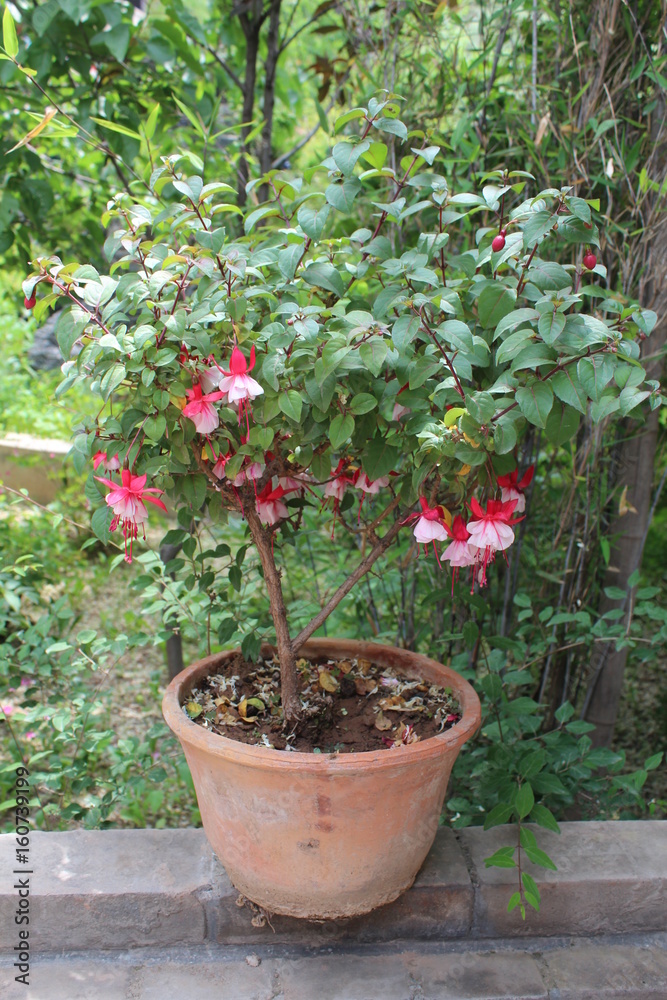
162 638 481 772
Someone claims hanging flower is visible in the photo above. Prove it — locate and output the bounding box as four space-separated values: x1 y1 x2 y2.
442 515 476 568
403 498 452 563
442 515 476 590
496 465 534 514
218 346 263 402
217 345 263 435
356 472 390 494
466 497 522 586
95 469 167 563
198 361 225 394
256 481 297 526
182 383 226 435
92 450 120 472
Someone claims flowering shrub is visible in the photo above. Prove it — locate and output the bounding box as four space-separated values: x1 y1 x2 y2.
24 97 658 726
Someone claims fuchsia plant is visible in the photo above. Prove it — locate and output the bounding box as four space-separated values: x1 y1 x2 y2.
24 98 659 726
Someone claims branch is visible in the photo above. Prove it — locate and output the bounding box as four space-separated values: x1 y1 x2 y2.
279 0 340 54
292 514 403 650
272 98 335 168
202 43 244 92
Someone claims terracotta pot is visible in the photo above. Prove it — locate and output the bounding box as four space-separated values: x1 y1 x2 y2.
162 638 481 919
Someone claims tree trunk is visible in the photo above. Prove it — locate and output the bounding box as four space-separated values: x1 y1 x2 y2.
244 504 302 724
237 9 262 206
583 260 667 746
259 0 282 179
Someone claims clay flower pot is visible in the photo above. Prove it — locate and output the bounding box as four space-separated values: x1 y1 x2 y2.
162 638 481 919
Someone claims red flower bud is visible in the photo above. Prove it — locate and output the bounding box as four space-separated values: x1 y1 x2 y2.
491 234 506 252
583 252 597 271
24 294 36 310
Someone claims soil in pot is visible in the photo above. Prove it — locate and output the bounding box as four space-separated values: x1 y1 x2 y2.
182 651 462 752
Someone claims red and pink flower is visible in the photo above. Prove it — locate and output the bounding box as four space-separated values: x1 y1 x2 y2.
92 450 120 472
182 383 226 435
466 497 522 586
256 481 297 526
95 469 167 562
496 465 534 514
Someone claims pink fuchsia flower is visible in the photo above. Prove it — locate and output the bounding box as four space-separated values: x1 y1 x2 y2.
25 731 36 740
256 481 296 526
198 361 225 394
95 469 167 563
442 515 477 591
442 515 476 568
92 450 120 471
183 383 226 435
246 462 265 481
322 459 357 535
356 472 390 494
466 497 522 586
403 498 452 564
218 345 264 435
218 346 263 404
496 465 534 514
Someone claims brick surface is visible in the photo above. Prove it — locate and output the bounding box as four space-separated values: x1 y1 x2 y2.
460 821 667 937
207 827 473 944
138 959 278 1000
0 960 134 1000
0 829 213 951
403 950 547 999
278 955 412 1000
540 942 667 998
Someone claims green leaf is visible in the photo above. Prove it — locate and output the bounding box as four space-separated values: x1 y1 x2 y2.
494 308 540 341
302 261 345 298
578 356 613 402
524 846 558 871
100 363 126 400
514 782 535 819
350 393 377 415
478 285 517 329
326 176 362 212
334 107 367 132
465 391 495 424
359 338 388 377
297 202 330 239
3 7 18 58
332 138 371 175
483 803 514 830
374 117 408 141
91 116 141 140
485 846 517 869
545 401 580 445
522 210 556 246
645 752 664 770
362 438 400 479
279 390 302 423
305 372 336 410
515 381 553 428
91 505 113 543
329 413 355 449
530 803 561 834
551 369 588 414
493 415 518 454
538 310 566 344
278 243 304 281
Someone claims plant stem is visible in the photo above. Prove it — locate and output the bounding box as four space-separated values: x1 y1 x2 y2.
244 504 301 724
